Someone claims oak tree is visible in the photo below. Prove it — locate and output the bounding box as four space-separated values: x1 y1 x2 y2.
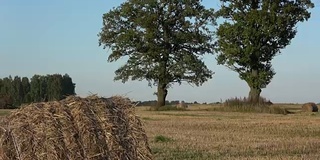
99 0 216 107
216 0 314 104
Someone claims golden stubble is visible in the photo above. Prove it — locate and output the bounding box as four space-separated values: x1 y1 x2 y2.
137 105 320 160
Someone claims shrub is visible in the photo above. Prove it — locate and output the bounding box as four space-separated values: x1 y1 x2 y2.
213 97 288 115
224 97 272 107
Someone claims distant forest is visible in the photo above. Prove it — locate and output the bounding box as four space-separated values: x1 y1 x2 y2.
0 74 75 109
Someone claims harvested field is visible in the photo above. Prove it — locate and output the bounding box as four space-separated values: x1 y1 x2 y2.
0 96 152 160
1 103 320 159
136 104 320 160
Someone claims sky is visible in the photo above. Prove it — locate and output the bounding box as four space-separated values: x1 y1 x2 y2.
0 0 319 103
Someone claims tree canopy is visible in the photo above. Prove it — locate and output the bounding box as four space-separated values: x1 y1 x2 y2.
99 0 216 107
0 74 76 108
216 0 314 104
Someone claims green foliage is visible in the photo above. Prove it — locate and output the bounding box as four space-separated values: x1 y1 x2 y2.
62 74 76 97
12 76 23 106
46 74 63 101
0 76 15 108
0 77 13 98
154 135 173 143
224 97 272 107
30 75 41 102
21 77 31 103
30 75 48 102
99 0 216 107
30 74 76 102
216 0 314 102
213 97 289 115
0 74 76 108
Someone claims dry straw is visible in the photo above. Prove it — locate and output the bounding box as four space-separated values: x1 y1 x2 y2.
302 102 319 112
0 95 153 160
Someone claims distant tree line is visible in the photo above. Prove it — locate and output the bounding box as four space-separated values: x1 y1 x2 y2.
134 100 221 107
0 74 75 109
135 100 207 106
136 100 179 107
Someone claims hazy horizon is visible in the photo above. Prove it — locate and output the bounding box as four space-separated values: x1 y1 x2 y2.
1 0 319 103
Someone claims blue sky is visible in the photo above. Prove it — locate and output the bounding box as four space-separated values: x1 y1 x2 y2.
0 0 319 103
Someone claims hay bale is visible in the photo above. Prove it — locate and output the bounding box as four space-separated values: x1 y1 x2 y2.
176 101 188 109
302 102 318 112
0 96 153 160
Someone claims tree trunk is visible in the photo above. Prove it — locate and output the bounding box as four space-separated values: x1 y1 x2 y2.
248 69 261 105
156 84 168 108
248 86 261 105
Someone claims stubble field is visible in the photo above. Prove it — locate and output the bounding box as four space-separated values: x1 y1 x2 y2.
136 104 320 160
1 104 320 159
